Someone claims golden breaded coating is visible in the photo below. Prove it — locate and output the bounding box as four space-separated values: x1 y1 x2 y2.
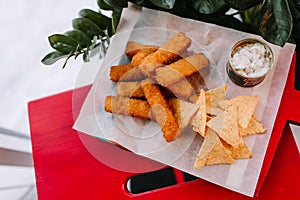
187 71 207 94
125 41 158 58
140 79 180 142
166 79 194 99
116 82 144 98
155 54 209 87
139 32 192 77
110 63 145 82
131 48 158 67
104 96 150 119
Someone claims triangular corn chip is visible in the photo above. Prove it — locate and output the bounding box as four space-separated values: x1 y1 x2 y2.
168 98 198 130
194 128 234 169
192 89 207 137
206 84 227 107
208 106 224 116
239 115 266 136
232 95 259 128
189 85 227 115
218 99 227 110
190 114 211 128
222 137 252 159
207 102 240 147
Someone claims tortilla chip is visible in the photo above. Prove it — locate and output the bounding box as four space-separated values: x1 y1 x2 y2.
190 114 211 128
194 128 234 169
239 115 266 136
222 137 252 159
218 99 227 110
189 85 227 116
206 84 227 107
207 102 240 147
189 93 200 103
208 106 224 116
192 89 207 137
233 95 259 128
168 98 198 130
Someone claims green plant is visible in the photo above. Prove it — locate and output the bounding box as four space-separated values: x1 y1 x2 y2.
42 0 299 68
41 0 122 68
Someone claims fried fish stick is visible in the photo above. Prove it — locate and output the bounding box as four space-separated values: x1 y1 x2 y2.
104 96 150 119
141 79 180 142
166 79 194 99
125 41 158 58
110 45 157 82
139 32 192 77
116 82 144 98
131 48 158 67
155 54 209 87
187 71 207 94
110 63 145 82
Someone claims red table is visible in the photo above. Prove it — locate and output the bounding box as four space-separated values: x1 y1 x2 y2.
28 55 300 199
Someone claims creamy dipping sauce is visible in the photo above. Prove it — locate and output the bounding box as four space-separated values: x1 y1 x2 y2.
230 42 273 78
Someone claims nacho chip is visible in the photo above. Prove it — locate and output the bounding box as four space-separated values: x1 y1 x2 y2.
222 137 252 159
168 98 198 130
218 99 227 110
207 102 240 147
233 95 259 128
206 85 227 107
239 115 266 136
192 89 207 137
208 106 224 116
194 128 234 169
189 85 227 116
190 114 211 128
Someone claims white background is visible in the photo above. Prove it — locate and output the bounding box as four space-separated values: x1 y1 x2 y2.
0 0 101 199
0 1 299 199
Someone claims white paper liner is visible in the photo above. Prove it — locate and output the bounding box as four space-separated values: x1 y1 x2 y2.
73 4 296 197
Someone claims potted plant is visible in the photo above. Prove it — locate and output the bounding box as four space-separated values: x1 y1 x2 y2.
42 0 300 69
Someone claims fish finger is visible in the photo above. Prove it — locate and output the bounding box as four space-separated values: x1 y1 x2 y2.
104 96 150 119
139 32 192 77
155 54 209 87
141 79 180 142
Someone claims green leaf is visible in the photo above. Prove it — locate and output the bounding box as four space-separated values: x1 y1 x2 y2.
241 3 262 26
79 9 112 30
192 0 227 14
41 51 68 65
149 0 176 9
62 51 75 69
103 0 128 9
130 0 159 8
72 17 105 39
224 0 263 10
97 0 114 10
112 9 122 34
293 0 300 9
64 29 91 48
48 34 78 53
257 0 293 46
289 0 300 38
83 50 90 62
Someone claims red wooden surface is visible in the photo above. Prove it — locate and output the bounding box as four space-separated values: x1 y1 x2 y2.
28 55 300 200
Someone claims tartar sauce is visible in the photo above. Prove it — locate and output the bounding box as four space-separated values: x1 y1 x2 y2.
230 42 273 78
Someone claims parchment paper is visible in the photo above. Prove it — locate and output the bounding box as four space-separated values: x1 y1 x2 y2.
73 4 296 197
